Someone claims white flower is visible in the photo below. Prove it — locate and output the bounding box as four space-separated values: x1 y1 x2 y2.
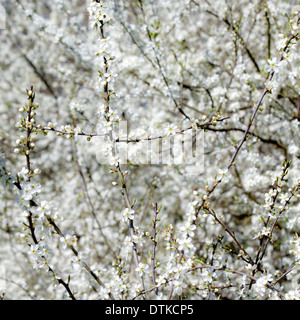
217 168 228 181
60 234 77 249
156 275 167 287
95 265 108 276
105 143 113 151
99 286 111 300
180 222 196 237
103 120 113 132
254 274 273 296
40 245 52 260
69 252 85 270
37 200 52 219
282 51 294 62
30 244 42 257
264 189 277 208
186 206 197 222
18 167 29 181
163 123 178 137
19 210 30 223
135 263 149 277
110 155 119 166
261 227 270 237
21 183 41 201
200 268 214 284
253 226 271 239
121 208 135 223
108 109 119 122
173 279 187 295
218 168 228 176
73 126 82 136
275 34 288 51
32 257 44 270
103 71 118 83
47 121 57 129
172 264 188 280
178 237 194 251
285 289 300 300
132 231 145 246
289 237 300 262
87 1 110 28
190 118 199 130
266 57 282 73
99 36 111 49
96 104 107 119
279 193 289 204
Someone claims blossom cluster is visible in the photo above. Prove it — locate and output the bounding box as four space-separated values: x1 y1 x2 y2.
0 0 300 301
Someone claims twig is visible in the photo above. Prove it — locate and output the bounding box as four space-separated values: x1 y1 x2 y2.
227 34 297 170
96 17 146 297
71 138 118 259
272 265 298 286
151 203 160 296
116 117 230 143
20 88 77 300
35 116 230 143
207 208 254 265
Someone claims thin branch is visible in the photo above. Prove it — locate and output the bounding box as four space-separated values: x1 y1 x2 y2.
272 265 298 286
71 138 118 259
34 116 230 143
151 203 160 296
115 117 230 143
207 208 254 265
227 34 297 170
